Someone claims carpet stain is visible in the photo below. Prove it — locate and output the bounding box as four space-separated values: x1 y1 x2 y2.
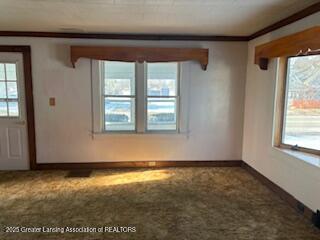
0 167 319 240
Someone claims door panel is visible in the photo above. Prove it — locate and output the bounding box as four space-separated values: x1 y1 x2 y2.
7 128 22 159
0 53 29 170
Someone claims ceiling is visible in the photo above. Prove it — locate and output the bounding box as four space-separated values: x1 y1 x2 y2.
0 0 318 36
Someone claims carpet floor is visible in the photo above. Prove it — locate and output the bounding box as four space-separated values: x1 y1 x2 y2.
0 167 319 240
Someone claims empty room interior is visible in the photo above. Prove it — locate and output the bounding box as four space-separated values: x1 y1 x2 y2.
0 0 320 239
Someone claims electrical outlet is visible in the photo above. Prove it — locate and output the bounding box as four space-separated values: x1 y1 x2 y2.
49 97 55 106
148 161 156 167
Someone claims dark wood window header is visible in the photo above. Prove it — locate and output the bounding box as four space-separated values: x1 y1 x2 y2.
70 46 209 70
254 26 320 70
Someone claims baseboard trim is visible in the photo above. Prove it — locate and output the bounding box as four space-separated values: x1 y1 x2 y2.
35 160 243 170
242 162 315 222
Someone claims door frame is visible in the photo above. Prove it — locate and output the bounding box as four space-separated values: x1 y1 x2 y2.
0 46 36 170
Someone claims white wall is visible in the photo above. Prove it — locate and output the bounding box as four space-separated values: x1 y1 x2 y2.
243 13 320 211
0 37 247 164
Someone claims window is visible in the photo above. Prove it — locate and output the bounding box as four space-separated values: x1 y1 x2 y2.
147 63 178 131
103 61 135 131
281 55 320 153
101 61 179 132
0 63 19 117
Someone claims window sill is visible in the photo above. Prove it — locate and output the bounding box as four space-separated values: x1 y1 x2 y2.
274 147 320 168
91 131 189 139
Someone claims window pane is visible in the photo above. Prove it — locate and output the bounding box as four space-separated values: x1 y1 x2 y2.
147 63 177 96
8 101 19 117
105 97 135 131
7 82 18 99
0 82 6 98
104 61 135 95
0 64 4 80
147 98 177 131
5 64 17 81
283 55 320 150
0 101 8 116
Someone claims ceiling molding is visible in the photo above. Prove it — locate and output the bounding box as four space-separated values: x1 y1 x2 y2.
0 2 319 42
0 31 249 41
249 2 320 40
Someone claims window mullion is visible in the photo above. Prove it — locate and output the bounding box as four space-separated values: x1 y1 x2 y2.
135 62 146 133
104 95 135 98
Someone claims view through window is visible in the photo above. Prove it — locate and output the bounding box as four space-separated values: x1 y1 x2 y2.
147 63 178 131
0 63 19 117
282 55 320 151
103 61 179 132
104 61 135 131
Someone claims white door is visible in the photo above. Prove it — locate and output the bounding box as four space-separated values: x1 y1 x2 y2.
0 53 29 170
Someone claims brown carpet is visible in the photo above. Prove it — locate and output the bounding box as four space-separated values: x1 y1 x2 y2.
0 167 319 240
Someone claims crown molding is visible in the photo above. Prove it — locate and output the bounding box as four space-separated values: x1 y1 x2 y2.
0 31 249 41
0 2 319 42
249 2 320 40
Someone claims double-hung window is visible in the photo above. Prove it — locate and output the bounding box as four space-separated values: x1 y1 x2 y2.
146 63 179 131
103 61 136 131
279 54 320 154
101 61 180 133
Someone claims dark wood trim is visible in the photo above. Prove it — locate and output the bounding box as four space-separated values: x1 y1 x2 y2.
0 46 36 170
242 162 315 221
35 160 243 170
258 58 269 70
249 2 320 40
0 31 249 42
71 46 209 70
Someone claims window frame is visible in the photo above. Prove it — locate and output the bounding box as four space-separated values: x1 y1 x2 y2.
144 62 180 133
0 61 20 118
100 61 181 134
275 55 320 156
